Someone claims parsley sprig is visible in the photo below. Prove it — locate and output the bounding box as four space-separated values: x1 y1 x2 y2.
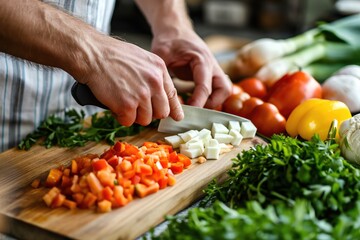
18 109 155 150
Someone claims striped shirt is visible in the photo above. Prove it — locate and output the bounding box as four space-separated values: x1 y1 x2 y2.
0 0 116 152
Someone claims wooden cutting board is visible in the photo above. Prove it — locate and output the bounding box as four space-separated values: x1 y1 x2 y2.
0 127 264 240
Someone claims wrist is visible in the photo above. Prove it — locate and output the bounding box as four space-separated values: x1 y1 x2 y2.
135 0 193 38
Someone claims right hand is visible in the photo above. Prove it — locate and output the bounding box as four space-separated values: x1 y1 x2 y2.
70 35 184 126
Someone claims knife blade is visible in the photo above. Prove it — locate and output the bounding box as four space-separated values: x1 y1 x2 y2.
158 105 250 134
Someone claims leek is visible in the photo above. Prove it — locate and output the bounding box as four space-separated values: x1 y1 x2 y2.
256 42 360 84
232 13 360 84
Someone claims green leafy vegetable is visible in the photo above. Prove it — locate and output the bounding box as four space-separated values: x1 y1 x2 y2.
202 135 360 219
151 200 360 240
18 109 155 150
150 134 360 239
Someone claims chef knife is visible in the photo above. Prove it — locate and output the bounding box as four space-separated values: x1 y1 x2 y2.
157 105 249 134
71 82 250 133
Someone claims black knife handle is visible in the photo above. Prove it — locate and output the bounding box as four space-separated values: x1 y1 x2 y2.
71 82 108 109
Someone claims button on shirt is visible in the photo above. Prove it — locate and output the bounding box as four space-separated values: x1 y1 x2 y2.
0 0 115 152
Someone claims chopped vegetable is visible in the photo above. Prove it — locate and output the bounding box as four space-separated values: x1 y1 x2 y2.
38 140 191 212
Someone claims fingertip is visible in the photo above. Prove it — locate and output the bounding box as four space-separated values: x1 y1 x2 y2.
169 99 184 121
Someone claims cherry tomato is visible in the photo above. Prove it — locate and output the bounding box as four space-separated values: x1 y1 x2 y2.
249 103 286 137
232 84 244 95
235 77 268 99
222 92 250 115
266 71 322 119
237 97 264 119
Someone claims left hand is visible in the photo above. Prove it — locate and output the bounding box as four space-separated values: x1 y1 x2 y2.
151 28 232 109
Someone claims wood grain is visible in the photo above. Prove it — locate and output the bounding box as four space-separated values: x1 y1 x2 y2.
0 128 264 240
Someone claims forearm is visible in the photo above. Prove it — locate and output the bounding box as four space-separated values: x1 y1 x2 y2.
134 0 193 36
0 0 100 81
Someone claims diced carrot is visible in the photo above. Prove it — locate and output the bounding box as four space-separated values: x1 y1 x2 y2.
63 199 77 210
170 162 184 174
113 141 125 155
100 148 115 160
43 187 60 207
158 176 169 189
92 159 108 172
158 144 173 153
63 168 71 177
71 159 78 174
97 170 116 188
51 193 66 208
143 141 158 148
123 169 136 179
113 185 128 206
98 200 112 213
120 160 132 172
31 178 41 188
107 155 119 169
153 168 166 182
130 175 141 185
121 143 139 156
79 176 88 187
61 175 72 188
139 164 153 176
135 183 159 198
86 172 104 195
101 186 114 201
159 157 169 169
140 176 156 186
45 168 63 187
82 192 97 209
168 151 179 163
123 185 135 198
72 193 85 205
167 172 177 186
178 153 192 168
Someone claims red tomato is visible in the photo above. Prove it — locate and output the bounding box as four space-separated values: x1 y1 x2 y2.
222 92 250 115
235 77 268 99
232 84 244 95
266 71 322 119
237 97 264 119
249 103 286 137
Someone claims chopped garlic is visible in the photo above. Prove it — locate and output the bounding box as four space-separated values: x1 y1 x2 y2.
241 122 257 138
164 135 184 148
228 121 241 132
214 133 234 144
178 130 199 142
229 129 243 146
204 139 220 160
211 123 229 137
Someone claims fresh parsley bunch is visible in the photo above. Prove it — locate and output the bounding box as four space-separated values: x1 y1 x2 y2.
18 109 153 150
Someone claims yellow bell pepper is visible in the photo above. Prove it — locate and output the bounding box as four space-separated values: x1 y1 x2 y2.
286 98 352 141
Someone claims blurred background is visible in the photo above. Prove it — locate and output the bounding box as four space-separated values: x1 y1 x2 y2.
110 0 359 53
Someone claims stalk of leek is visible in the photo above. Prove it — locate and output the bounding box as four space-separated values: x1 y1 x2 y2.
255 42 360 85
231 13 360 82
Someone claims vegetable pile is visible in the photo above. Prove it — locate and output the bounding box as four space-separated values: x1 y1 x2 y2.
150 134 360 239
228 13 360 85
38 141 191 213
